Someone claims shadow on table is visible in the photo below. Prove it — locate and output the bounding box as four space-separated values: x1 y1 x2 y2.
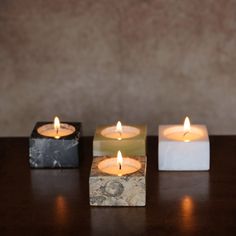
90 207 146 235
30 169 81 230
30 169 80 199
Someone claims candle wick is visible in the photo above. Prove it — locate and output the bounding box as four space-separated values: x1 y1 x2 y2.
116 130 122 140
183 131 189 137
119 163 121 170
56 128 59 135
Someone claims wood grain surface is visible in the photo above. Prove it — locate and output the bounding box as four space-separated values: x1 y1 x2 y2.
0 136 236 235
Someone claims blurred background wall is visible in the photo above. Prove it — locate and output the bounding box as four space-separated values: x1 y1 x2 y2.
0 0 236 136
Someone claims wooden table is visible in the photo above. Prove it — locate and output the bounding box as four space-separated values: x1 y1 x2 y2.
0 136 236 235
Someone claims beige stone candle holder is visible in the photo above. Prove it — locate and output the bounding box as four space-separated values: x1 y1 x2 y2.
89 156 146 206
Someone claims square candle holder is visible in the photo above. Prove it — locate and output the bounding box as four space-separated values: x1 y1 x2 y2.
93 125 147 157
158 125 210 171
89 156 146 206
29 122 81 168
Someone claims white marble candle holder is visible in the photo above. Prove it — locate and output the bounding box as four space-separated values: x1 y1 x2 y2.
89 156 146 206
158 125 210 171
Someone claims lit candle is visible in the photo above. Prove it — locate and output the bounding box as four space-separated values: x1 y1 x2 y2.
98 150 141 176
164 117 204 142
54 116 60 136
37 117 75 139
101 121 140 140
117 150 123 170
158 117 210 171
115 121 123 140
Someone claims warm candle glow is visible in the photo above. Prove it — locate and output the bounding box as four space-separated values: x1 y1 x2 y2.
181 196 194 232
98 154 141 176
183 117 191 134
54 116 60 131
117 150 123 170
55 195 68 226
37 117 75 139
101 122 140 140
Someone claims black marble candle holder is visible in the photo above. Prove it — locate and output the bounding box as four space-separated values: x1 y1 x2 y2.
29 122 81 168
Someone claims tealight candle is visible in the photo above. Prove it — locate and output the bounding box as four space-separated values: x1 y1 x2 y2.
101 121 140 140
93 122 147 157
158 117 210 171
163 117 204 142
98 151 141 176
29 118 81 168
37 117 75 139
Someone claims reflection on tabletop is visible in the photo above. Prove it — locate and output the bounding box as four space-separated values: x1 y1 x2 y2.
158 172 209 232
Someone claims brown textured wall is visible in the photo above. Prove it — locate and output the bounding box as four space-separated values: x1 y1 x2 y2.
0 0 236 136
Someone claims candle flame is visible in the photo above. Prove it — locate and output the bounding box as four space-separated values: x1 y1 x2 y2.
115 121 122 133
54 116 60 131
115 121 123 140
184 116 191 133
117 150 123 169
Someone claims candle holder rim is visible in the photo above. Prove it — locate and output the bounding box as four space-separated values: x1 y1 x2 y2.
31 121 81 139
90 156 147 177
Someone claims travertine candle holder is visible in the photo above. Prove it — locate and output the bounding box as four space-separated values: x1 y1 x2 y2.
29 122 81 168
89 156 146 206
158 125 210 171
93 125 147 157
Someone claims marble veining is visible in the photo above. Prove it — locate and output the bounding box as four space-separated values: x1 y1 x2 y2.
30 138 79 168
29 122 80 168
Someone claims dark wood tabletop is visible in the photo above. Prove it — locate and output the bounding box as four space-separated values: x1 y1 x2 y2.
0 136 236 235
